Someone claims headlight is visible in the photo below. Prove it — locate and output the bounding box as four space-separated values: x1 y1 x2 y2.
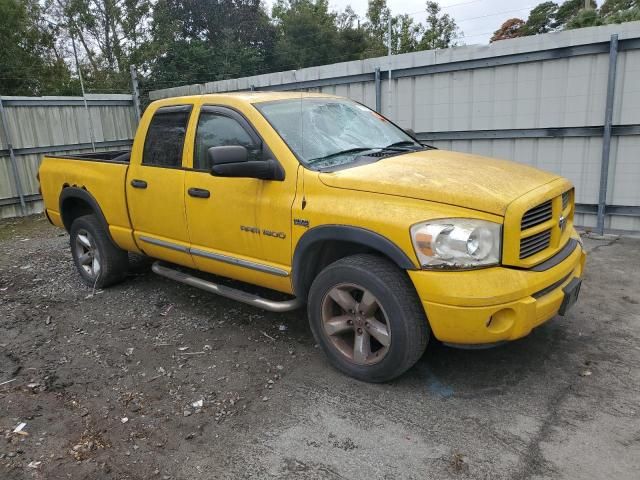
410 219 501 269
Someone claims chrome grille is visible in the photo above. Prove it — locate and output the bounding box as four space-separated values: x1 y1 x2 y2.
520 229 552 259
521 200 553 230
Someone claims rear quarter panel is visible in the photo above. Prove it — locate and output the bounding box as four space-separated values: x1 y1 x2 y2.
39 157 135 251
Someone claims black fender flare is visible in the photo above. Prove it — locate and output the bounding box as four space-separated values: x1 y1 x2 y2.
59 187 114 242
292 225 418 297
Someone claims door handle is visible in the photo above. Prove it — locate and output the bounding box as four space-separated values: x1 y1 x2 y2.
188 187 210 199
130 179 147 189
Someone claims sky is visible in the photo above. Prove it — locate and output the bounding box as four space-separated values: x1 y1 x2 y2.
266 0 538 45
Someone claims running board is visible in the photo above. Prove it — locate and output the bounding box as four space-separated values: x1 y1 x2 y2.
151 262 304 313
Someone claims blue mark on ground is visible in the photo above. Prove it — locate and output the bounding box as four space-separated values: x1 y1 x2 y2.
425 370 454 398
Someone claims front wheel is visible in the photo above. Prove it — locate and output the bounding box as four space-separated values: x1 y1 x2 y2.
70 215 128 289
308 254 429 382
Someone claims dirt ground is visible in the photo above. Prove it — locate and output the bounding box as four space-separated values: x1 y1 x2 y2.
1 215 639 480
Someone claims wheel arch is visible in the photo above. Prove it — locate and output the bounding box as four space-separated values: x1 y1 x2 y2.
292 225 418 298
59 187 113 242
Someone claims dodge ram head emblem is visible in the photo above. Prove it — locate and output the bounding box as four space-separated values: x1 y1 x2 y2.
559 215 567 231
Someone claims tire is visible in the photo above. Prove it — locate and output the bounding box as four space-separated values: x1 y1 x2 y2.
69 214 129 289
308 254 429 383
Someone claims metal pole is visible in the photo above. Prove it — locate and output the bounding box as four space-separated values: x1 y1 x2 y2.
597 34 618 236
387 16 392 118
129 65 141 124
374 67 381 113
0 96 27 215
72 35 96 152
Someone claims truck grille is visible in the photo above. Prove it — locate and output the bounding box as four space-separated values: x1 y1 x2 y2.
503 186 574 268
521 200 553 230
562 190 570 210
520 229 552 259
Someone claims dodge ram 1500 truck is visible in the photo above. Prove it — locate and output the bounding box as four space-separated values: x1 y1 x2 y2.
38 92 586 382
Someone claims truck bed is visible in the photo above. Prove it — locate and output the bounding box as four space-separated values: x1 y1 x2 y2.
51 150 131 163
38 151 134 248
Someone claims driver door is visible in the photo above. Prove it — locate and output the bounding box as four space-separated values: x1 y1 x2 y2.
184 105 294 293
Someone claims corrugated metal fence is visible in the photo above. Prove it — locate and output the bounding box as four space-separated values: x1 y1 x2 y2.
0 94 137 218
151 22 640 233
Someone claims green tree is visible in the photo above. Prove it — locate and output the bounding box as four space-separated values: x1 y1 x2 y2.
419 1 459 50
600 0 640 23
565 7 603 28
272 0 342 70
364 0 458 56
555 0 596 27
395 14 422 54
523 2 558 34
336 6 369 60
491 0 640 40
147 0 276 88
0 0 76 95
363 0 392 57
47 0 152 91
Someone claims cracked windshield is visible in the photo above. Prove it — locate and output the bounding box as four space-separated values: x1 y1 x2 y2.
256 97 423 170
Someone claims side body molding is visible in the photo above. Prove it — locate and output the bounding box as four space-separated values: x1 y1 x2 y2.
292 225 418 296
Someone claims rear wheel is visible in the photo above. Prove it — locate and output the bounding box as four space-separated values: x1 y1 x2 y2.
70 215 128 288
308 254 429 382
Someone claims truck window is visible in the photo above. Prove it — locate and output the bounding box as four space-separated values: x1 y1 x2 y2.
194 113 257 171
142 106 192 168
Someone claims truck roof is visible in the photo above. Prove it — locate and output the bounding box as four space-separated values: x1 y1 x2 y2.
151 91 338 107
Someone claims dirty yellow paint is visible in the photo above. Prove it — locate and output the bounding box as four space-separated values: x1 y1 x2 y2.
39 91 586 344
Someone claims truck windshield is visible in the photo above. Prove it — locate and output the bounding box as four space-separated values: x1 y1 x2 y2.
255 98 422 169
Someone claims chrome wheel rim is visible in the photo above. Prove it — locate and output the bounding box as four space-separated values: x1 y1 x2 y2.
74 229 101 279
321 283 391 365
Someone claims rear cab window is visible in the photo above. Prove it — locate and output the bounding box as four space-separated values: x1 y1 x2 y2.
142 105 192 168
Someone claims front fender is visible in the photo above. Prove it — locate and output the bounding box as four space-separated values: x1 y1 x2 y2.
292 224 418 296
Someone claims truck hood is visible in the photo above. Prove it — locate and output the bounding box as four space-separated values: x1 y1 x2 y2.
318 149 559 216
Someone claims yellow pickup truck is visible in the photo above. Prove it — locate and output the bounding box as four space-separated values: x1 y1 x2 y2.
38 92 586 382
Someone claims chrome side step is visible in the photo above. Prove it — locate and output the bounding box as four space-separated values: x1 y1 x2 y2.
151 262 304 313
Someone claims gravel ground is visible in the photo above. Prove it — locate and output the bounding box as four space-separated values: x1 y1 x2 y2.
1 214 639 480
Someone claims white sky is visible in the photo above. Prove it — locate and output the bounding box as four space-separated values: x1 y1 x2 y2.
265 0 538 45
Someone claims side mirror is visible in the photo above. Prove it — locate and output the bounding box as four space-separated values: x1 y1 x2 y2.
208 146 284 181
208 145 248 165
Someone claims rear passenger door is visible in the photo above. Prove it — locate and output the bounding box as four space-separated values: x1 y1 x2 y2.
127 105 195 268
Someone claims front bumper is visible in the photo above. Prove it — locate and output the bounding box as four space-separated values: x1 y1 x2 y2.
408 234 586 345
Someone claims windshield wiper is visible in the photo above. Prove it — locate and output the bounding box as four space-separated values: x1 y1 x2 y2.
307 147 374 165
